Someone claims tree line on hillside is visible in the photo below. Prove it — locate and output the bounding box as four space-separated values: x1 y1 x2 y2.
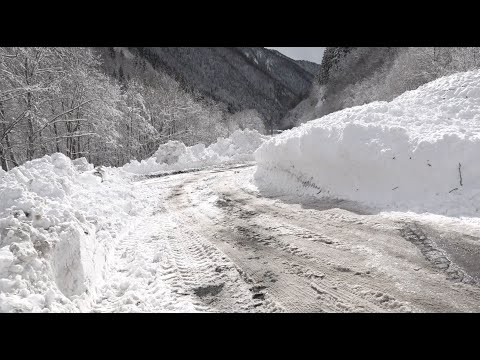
0 47 265 171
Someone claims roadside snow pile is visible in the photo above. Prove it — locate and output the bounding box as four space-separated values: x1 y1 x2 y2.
255 70 480 218
124 129 268 175
0 154 141 312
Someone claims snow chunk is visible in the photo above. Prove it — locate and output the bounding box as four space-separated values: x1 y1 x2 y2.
255 70 480 218
0 247 14 275
73 157 94 172
154 141 188 165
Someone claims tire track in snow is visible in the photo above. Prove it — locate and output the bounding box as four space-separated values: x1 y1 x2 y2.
162 200 283 312
168 165 480 312
91 219 202 312
170 172 402 312
92 171 281 312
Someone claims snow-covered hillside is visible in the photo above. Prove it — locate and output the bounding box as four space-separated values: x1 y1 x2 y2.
255 70 480 218
0 154 142 312
124 129 268 175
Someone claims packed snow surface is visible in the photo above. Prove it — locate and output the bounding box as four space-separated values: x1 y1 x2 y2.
0 154 142 312
123 129 268 175
255 70 480 218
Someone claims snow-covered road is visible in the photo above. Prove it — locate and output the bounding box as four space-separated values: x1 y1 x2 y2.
91 164 282 312
92 164 480 312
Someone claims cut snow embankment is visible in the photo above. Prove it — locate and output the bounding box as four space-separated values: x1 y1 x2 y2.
123 129 268 175
255 70 480 220
0 154 142 312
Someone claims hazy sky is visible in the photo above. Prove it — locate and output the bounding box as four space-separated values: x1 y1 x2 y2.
266 47 325 64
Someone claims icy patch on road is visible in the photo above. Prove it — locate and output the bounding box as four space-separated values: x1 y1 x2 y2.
0 154 142 312
255 70 480 220
123 129 268 175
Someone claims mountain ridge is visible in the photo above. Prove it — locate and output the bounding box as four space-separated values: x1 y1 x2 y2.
94 47 317 130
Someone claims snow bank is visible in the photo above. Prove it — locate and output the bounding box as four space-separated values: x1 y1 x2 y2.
255 70 480 218
124 129 268 175
0 154 141 312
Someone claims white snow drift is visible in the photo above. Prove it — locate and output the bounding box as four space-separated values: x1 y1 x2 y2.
123 129 268 175
255 70 480 218
0 154 142 312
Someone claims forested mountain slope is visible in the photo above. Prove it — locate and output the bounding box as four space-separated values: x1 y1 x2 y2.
96 47 317 129
282 47 480 128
